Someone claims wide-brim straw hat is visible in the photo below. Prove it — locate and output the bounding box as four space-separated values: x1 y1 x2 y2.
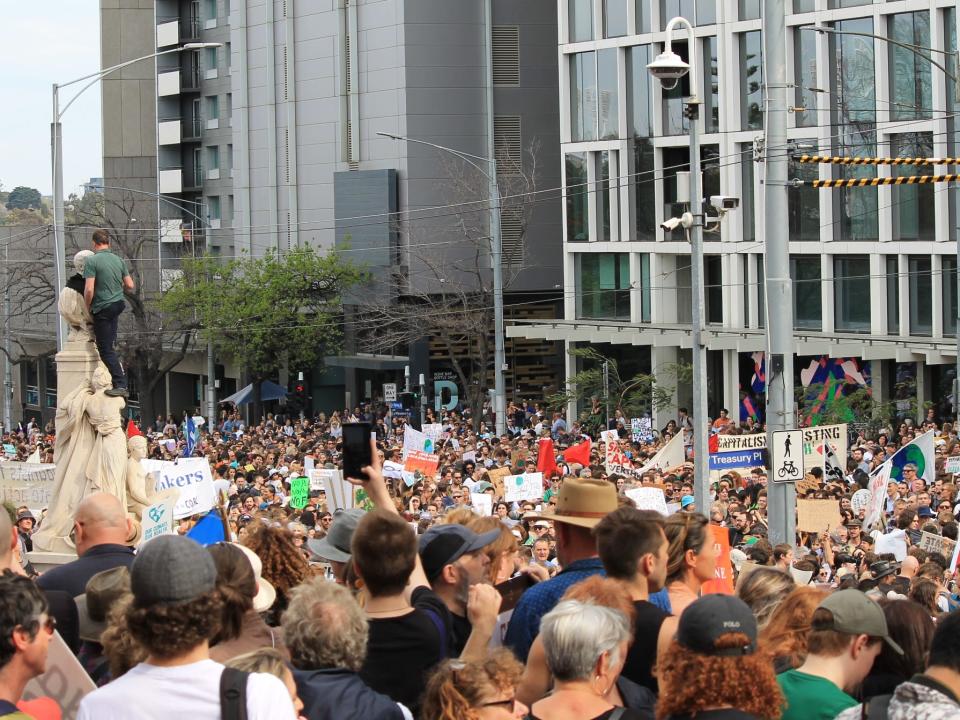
532 477 618 529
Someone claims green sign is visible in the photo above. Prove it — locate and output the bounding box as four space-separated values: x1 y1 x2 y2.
289 476 310 509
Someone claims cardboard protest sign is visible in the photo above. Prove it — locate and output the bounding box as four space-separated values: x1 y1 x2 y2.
701 524 734 594
796 499 842 534
487 467 512 498
471 493 493 516
504 472 544 503
141 457 216 519
289 476 310 509
422 424 444 444
850 489 872 516
946 455 960 474
489 574 536 648
402 450 440 487
140 497 176 547
920 531 957 560
625 487 668 516
22 632 96 719
0 462 56 508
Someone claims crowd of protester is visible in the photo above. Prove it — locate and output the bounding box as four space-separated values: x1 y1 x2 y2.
2 399 960 719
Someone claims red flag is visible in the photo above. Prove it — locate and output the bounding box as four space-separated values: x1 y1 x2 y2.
126 420 143 438
537 438 558 477
562 437 592 466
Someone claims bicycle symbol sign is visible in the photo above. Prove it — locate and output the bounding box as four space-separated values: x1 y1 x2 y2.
772 430 804 483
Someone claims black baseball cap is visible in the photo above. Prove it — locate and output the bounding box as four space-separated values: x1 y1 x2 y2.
418 524 501 582
676 595 758 657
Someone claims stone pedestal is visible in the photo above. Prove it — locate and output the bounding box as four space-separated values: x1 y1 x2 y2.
26 550 77 575
56 341 103 393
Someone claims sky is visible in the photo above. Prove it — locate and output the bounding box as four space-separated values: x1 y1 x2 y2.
0 1 102 197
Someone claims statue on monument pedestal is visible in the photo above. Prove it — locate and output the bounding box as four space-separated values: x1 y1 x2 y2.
58 250 95 343
126 435 179 516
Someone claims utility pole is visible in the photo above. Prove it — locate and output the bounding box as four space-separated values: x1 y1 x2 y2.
603 360 610 431
763 0 795 547
206 340 216 427
3 243 13 432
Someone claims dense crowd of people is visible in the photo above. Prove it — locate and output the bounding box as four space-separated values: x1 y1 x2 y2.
2 399 960 719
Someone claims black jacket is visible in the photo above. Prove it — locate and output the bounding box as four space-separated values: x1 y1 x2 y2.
294 668 406 720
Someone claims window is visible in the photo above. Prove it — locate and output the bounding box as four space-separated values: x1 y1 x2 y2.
225 93 233 125
207 145 220 170
834 256 871 332
703 36 719 133
739 0 760 21
576 254 630 320
205 0 216 21
661 0 715 27
566 153 590 242
793 0 815 12
662 146 690 241
207 195 221 221
741 143 755 243
757 256 765 328
701 144 721 237
794 26 817 128
227 144 234 175
639 254 651 322
634 139 655 241
604 0 628 37
891 133 934 241
791 256 822 330
832 18 875 125
569 0 593 41
889 12 931 121
662 40 690 136
225 42 232 71
206 95 220 121
829 0 871 8
205 46 217 71
705 255 722 324
677 257 692 324
597 49 619 140
944 257 957 337
597 151 613 242
740 31 763 130
789 157 819 242
226 194 234 224
886 256 900 335
570 52 597 141
909 256 932 336
636 0 651 33
628 45 653 137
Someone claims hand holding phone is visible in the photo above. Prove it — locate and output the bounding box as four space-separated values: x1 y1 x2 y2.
342 422 373 482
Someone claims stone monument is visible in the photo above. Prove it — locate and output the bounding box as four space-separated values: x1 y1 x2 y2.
32 253 143 553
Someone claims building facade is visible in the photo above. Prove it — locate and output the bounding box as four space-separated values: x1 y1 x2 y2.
507 0 960 428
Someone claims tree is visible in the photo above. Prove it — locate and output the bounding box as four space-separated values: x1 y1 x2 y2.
5 186 42 211
0 208 45 226
161 247 364 418
545 347 690 435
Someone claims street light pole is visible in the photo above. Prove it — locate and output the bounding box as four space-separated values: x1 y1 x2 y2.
51 42 221 352
649 16 709 512
376 131 507 436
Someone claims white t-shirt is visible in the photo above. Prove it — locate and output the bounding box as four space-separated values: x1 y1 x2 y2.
77 659 296 720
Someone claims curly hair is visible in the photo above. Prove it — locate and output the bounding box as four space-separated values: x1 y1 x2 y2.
0 570 48 667
656 636 783 720
126 590 223 659
242 524 311 614
101 594 146 678
758 586 829 670
282 577 368 672
421 648 523 720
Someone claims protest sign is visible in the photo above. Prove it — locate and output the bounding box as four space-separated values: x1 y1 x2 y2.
0 462 56 508
303 456 316 473
140 497 176 547
422 423 444 445
876 529 908 561
701 524 734 594
950 538 960 573
402 426 432 458
714 435 767 452
665 502 681 515
487 467 512 498
919 531 957 560
504 472 544 503
289 477 310 509
789 567 814 585
625 487 668 515
796 499 842 534
308 468 339 491
802 423 848 472
402 450 440 487
463 450 477 463
141 457 216 519
22 632 96 719
863 462 892 530
631 417 653 443
489 575 536 648
325 470 356 511
471 493 493 517
600 430 619 444
850 489 872 516
946 455 960 474
2 443 16 458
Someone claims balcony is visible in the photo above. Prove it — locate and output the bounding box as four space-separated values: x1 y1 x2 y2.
181 67 201 92
182 116 202 142
158 70 180 97
159 168 183 194
158 119 181 145
181 16 202 42
183 167 204 192
157 20 179 48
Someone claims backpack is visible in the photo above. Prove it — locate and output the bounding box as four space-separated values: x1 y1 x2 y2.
220 667 249 720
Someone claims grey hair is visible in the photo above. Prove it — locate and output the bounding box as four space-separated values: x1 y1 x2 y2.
539 599 631 682
281 577 368 672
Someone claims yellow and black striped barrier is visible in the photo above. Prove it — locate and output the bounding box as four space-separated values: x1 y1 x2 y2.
794 154 960 166
804 174 960 188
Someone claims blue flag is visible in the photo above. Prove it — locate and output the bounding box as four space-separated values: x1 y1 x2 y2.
185 511 226 545
184 415 200 457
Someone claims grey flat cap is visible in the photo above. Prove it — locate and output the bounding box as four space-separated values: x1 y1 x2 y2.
131 535 217 606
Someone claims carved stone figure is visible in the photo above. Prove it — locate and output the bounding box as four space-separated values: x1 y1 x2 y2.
58 250 95 343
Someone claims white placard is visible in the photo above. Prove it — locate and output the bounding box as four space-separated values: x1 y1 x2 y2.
422 423 444 444
863 462 892 530
403 426 432 458
946 455 960 474
875 529 908 561
504 472 544 502
471 493 493 516
140 497 176 546
625 487 668 515
850 489 872 515
141 457 216 519
309 468 340 491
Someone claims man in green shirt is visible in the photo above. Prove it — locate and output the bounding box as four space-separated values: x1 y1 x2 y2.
82 229 134 398
777 589 902 720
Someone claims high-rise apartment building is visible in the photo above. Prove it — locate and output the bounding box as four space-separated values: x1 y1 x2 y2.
507 0 960 428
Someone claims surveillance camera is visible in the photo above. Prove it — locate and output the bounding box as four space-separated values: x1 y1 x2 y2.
647 50 691 89
710 195 740 211
660 216 682 232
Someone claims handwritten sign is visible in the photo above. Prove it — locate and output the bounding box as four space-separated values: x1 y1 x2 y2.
632 417 653 443
701 524 734 594
308 468 339 491
864 463 892 530
797 499 842 534
402 450 440 487
289 476 310 509
715 435 767 452
471 493 493 516
945 455 960 474
141 457 216 519
920 531 957 560
625 487 668 515
802 423 848 472
850 489 872 516
0 462 56 507
140 497 176 547
504 472 544 503
487 467 512 498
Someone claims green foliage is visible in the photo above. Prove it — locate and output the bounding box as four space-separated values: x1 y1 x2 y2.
545 347 688 432
64 191 104 226
0 208 45 226
794 382 927 435
161 247 365 382
5 186 42 210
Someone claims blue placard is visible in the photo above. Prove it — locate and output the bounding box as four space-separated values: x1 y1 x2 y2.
708 449 767 471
